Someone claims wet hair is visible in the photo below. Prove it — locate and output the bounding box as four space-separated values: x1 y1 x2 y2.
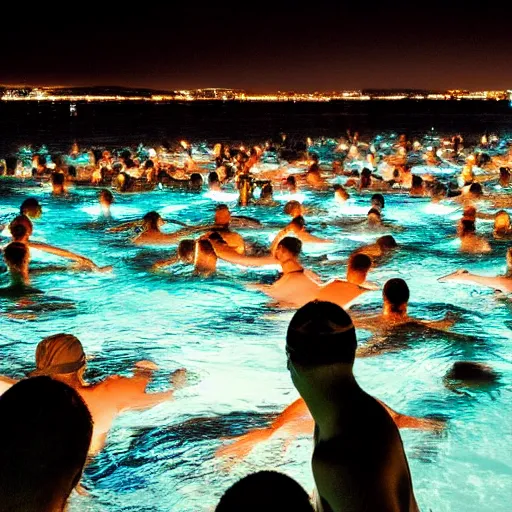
10 215 34 237
286 301 357 366
494 210 511 231
0 377 92 512
99 189 114 205
215 471 314 512
277 236 302 256
460 219 476 235
383 278 410 312
3 241 29 268
348 253 372 273
290 215 306 231
367 208 382 218
371 193 385 209
208 171 220 184
376 235 398 250
412 175 423 188
468 182 483 196
462 206 477 220
177 239 196 263
51 172 65 186
10 222 28 242
260 182 273 200
20 198 41 217
196 238 216 257
142 211 162 230
284 200 302 216
499 167 510 178
445 362 498 382
190 173 203 187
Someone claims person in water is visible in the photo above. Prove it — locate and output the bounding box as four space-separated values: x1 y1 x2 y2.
0 377 92 512
286 301 419 512
443 361 500 394
215 471 315 512
270 215 332 254
0 241 40 296
0 333 188 455
352 278 456 335
333 184 350 204
51 171 67 195
8 216 106 271
151 239 196 270
438 247 512 294
99 189 114 217
210 235 321 307
129 211 186 245
352 235 398 262
493 210 512 238
315 253 377 309
458 219 491 254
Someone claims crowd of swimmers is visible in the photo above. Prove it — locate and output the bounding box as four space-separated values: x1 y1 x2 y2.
0 130 509 511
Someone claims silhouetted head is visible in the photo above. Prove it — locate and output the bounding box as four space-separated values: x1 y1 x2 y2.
289 215 306 233
215 471 314 512
3 241 30 274
367 208 382 225
260 182 273 200
383 278 410 313
371 193 385 209
177 239 196 263
376 235 398 251
445 362 498 383
468 182 483 197
9 222 29 243
142 211 163 231
10 215 34 239
460 219 476 236
190 173 203 189
208 171 220 186
0 377 92 512
20 198 42 218
412 175 423 188
286 301 357 369
98 189 114 208
284 200 303 217
334 184 349 202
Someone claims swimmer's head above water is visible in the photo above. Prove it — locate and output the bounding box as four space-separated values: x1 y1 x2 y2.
494 210 511 235
178 239 196 264
275 236 302 264
3 241 30 285
214 204 231 227
20 198 42 219
376 235 398 251
142 211 164 232
367 208 382 226
284 200 303 218
371 193 385 210
347 253 372 285
383 278 409 316
98 189 114 211
194 238 217 275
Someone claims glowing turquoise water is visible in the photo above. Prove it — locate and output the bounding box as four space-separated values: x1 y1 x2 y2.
0 180 511 512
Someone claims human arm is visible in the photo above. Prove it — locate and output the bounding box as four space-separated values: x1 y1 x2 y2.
106 220 142 233
376 399 445 431
0 375 17 394
211 239 277 267
151 255 179 270
438 270 512 293
28 241 101 270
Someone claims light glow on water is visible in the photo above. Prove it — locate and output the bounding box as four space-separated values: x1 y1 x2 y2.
0 178 510 512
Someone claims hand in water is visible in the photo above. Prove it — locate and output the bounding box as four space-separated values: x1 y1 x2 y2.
171 368 188 389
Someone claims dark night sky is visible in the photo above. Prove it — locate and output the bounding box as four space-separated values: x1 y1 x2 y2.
2 6 511 92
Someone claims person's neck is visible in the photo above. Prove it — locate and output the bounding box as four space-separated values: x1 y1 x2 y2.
10 269 29 287
280 257 302 274
346 269 366 285
293 366 361 439
383 302 408 321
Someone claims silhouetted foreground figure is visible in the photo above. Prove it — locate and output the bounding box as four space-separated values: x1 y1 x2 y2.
216 471 314 511
286 300 419 512
0 377 92 512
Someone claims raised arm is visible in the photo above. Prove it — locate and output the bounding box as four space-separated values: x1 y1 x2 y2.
438 269 512 293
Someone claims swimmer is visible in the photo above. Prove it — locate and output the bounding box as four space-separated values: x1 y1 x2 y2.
286 301 419 512
352 235 398 261
0 241 40 295
0 333 188 455
410 175 426 197
352 278 456 337
8 216 106 271
333 184 349 204
20 197 43 219
194 238 219 276
443 361 499 394
283 200 304 218
305 153 326 188
493 210 512 239
217 395 444 463
438 248 512 294
371 193 385 211
132 211 181 245
458 219 491 254
151 239 196 270
499 167 510 188
284 175 297 193
315 254 377 309
270 215 332 255
210 235 321 307
51 171 67 195
98 189 114 217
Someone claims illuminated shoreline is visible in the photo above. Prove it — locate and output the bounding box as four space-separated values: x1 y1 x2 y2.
1 87 511 103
